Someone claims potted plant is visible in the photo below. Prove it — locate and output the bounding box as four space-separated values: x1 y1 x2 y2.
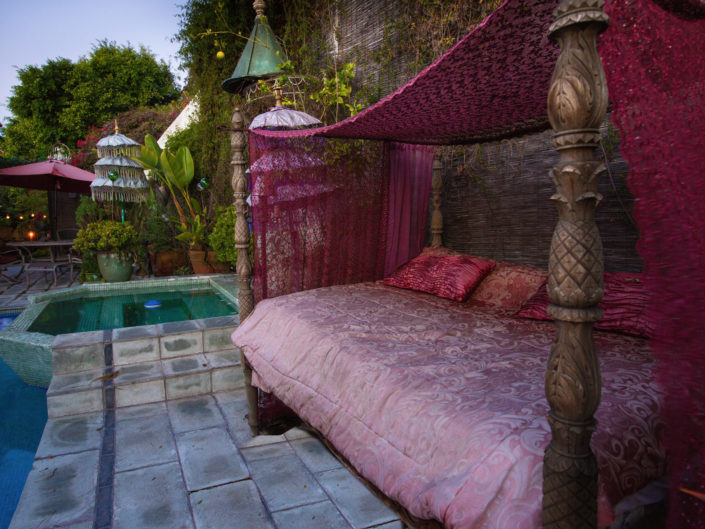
175 213 212 273
207 205 252 272
141 202 187 276
133 135 212 273
74 220 139 282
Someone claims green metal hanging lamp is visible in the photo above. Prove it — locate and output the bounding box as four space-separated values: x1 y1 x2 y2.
221 0 287 94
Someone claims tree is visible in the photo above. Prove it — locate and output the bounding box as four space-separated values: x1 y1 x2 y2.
3 42 179 159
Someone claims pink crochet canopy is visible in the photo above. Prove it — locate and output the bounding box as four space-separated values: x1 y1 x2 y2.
248 1 705 526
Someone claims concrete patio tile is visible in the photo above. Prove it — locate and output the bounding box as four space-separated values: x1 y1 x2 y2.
248 453 327 512
165 371 211 400
48 369 103 395
199 315 238 329
160 330 203 359
176 427 249 491
291 437 343 473
51 340 105 374
316 468 399 529
204 349 239 367
203 327 237 352
212 366 244 392
112 324 158 341
213 389 242 404
241 440 295 462
115 413 177 472
272 500 353 529
47 388 102 418
115 401 166 421
162 354 208 376
168 395 225 433
113 337 160 365
241 433 287 448
35 412 104 458
190 480 274 529
370 521 405 528
159 319 200 334
9 450 99 529
284 427 314 441
115 378 166 407
216 393 255 447
113 462 193 529
113 360 162 384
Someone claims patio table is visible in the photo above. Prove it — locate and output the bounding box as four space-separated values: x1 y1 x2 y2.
7 240 77 287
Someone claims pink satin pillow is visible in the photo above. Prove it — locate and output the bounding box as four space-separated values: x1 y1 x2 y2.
383 252 496 302
516 272 654 337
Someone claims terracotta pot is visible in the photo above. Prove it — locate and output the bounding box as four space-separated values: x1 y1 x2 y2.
188 249 213 274
149 248 188 276
206 252 230 273
96 252 133 282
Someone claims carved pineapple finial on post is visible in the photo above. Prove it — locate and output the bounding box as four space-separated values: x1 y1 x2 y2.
430 154 443 247
543 0 609 527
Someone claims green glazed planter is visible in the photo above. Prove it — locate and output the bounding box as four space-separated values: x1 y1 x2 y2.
96 252 133 282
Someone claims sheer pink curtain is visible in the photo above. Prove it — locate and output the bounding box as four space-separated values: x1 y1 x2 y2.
384 143 436 276
601 1 705 526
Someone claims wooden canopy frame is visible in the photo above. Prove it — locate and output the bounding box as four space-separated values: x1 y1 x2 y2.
230 0 610 526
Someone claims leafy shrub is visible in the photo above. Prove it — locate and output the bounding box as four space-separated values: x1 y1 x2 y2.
74 220 139 258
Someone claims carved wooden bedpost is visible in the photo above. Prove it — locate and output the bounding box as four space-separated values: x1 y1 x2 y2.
543 0 609 526
231 107 259 435
430 154 443 247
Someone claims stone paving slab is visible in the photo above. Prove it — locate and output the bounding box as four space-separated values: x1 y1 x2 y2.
115 413 177 472
176 426 249 491
10 450 99 529
247 452 329 512
113 462 194 529
35 412 104 459
190 480 274 529
316 467 401 529
272 500 354 529
168 395 225 433
291 436 344 473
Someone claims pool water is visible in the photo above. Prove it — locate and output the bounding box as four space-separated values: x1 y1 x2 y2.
28 288 238 335
0 312 47 528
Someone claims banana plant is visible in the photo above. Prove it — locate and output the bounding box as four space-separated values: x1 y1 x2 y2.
132 134 197 227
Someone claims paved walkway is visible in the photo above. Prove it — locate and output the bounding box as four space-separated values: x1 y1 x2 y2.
3 270 406 529
1 264 82 312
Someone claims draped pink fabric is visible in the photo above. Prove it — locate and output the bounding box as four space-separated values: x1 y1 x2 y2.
248 134 389 301
600 2 705 527
384 143 436 276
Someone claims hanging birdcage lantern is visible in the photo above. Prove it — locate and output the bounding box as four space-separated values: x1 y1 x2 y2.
91 121 149 203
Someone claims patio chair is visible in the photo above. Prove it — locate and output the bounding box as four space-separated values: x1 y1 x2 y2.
0 247 24 283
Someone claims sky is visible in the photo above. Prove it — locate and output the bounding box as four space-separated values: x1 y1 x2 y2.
0 0 186 127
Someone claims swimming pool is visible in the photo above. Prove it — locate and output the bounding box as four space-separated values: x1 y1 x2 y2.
0 276 239 388
0 311 47 529
28 287 236 335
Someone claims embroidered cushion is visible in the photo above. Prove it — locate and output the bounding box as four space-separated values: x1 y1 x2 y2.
516 272 654 337
470 261 548 309
383 252 496 302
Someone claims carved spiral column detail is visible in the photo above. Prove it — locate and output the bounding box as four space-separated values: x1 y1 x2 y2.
231 107 258 434
543 1 609 527
430 155 444 247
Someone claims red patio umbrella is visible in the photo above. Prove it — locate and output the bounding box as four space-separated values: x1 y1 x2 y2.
0 159 95 194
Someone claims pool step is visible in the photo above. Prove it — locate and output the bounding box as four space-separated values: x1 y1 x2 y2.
47 316 242 418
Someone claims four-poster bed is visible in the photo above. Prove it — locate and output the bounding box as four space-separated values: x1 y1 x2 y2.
227 0 705 527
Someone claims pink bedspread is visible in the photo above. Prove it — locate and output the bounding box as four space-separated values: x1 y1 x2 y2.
232 282 665 529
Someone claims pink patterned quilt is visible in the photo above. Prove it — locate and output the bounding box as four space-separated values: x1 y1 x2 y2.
231 282 665 529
